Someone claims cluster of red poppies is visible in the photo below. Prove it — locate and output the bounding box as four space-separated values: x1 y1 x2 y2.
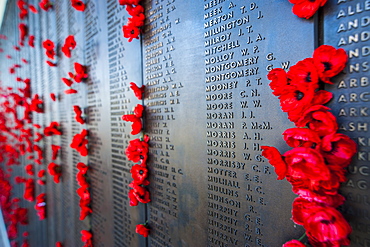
61 35 76 58
0 171 30 246
121 82 150 237
289 0 327 19
39 0 52 11
70 129 89 156
263 45 356 247
76 162 92 221
17 0 37 20
81 230 93 247
119 0 145 42
62 62 88 95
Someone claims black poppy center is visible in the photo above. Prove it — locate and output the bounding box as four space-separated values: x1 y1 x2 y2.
323 62 332 71
305 72 312 82
295 91 304 100
131 30 135 34
139 170 144 175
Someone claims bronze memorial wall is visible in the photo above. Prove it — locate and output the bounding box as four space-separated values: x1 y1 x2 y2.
0 0 368 247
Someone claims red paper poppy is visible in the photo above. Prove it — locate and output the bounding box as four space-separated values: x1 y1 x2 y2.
136 224 150 237
74 63 88 82
28 35 34 47
73 105 85 124
282 128 321 148
71 0 85 11
296 105 338 137
129 183 150 204
267 68 293 97
70 129 89 156
39 0 52 11
50 93 56 101
61 45 71 58
64 88 78 94
282 240 305 247
284 147 330 182
56 242 63 247
23 179 34 202
44 122 62 136
125 136 149 163
80 230 92 244
305 206 351 246
289 0 327 19
62 78 73 87
65 35 76 48
313 45 348 84
21 58 28 64
122 115 142 135
261 146 287 180
34 193 46 220
18 23 28 44
287 58 319 90
130 164 149 185
46 60 57 67
29 5 38 13
48 162 62 183
130 82 145 100
123 24 140 42
34 132 43 142
42 39 54 50
320 133 357 168
77 162 88 175
119 0 141 5
25 164 34 176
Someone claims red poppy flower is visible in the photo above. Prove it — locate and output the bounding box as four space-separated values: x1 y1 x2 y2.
81 230 92 244
28 35 34 47
122 104 144 135
320 133 357 168
123 24 140 42
25 164 34 176
79 205 92 220
296 105 338 137
71 0 85 11
18 23 28 43
291 181 345 208
74 63 88 82
44 122 62 136
21 58 28 64
70 129 89 156
46 61 57 67
15 176 26 184
34 193 46 220
61 78 73 87
267 68 293 97
76 172 88 187
136 224 150 237
42 39 54 50
261 146 287 180
73 105 85 124
119 0 141 5
14 46 21 51
130 164 149 185
51 145 60 160
65 35 76 48
125 136 149 163
129 182 150 204
77 162 88 174
287 58 319 90
284 147 330 182
64 88 78 94
14 207 28 225
61 45 71 58
313 45 347 84
29 5 38 13
130 82 145 99
23 179 35 202
283 240 306 247
283 128 321 148
305 206 351 246
39 0 53 11
48 162 62 183
50 93 56 101
56 242 63 247
289 0 327 19
34 132 43 142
